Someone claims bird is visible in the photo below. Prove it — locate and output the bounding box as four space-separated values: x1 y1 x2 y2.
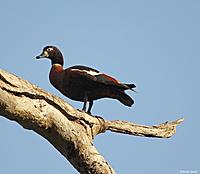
36 46 136 114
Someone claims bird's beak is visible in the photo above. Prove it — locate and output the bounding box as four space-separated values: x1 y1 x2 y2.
36 51 49 59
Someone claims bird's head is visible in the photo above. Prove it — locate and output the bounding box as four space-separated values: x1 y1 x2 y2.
36 46 64 66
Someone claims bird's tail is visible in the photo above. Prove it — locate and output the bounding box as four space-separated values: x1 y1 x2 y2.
125 83 136 92
125 83 136 89
117 90 134 107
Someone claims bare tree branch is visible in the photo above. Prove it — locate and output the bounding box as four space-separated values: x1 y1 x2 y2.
0 69 184 174
107 118 184 138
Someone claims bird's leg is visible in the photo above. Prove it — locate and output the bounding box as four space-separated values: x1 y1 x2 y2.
82 95 88 112
87 101 93 114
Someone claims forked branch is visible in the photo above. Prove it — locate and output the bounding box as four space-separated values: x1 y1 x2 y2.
0 69 184 174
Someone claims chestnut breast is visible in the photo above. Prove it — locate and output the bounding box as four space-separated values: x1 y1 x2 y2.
49 64 65 92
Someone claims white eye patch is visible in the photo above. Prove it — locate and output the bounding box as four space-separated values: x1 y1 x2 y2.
47 47 54 51
43 51 49 57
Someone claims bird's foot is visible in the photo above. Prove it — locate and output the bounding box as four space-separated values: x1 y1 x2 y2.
78 109 92 115
86 111 92 115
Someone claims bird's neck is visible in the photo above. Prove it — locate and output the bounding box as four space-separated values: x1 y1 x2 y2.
51 55 64 66
49 64 64 90
50 64 64 73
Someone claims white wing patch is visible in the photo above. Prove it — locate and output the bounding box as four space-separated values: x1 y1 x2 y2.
71 69 102 76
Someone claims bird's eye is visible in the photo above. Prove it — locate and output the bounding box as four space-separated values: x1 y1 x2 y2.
47 47 54 52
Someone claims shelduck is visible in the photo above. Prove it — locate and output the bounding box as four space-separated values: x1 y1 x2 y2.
36 46 136 114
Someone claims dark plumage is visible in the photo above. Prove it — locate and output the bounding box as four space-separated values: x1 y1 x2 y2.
36 46 136 114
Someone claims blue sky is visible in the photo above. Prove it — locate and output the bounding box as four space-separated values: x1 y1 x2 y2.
0 1 199 173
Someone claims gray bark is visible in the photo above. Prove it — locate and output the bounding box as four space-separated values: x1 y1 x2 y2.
0 69 184 174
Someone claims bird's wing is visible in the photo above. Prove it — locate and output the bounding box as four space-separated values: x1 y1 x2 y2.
68 65 135 90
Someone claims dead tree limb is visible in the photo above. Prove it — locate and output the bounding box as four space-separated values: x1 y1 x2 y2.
0 69 184 174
